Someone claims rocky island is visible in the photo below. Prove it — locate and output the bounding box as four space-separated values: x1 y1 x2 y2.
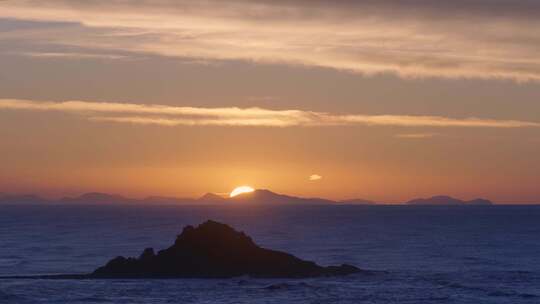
91 220 360 278
405 195 493 206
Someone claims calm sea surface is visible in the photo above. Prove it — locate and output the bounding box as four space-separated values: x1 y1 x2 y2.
0 205 539 303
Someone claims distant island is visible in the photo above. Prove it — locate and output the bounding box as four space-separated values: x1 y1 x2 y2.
0 189 377 206
0 191 493 206
405 195 493 206
229 189 336 205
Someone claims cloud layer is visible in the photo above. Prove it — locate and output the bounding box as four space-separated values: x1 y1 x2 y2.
395 133 438 139
1 99 539 128
1 0 540 81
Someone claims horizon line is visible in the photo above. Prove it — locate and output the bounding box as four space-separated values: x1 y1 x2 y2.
3 189 540 205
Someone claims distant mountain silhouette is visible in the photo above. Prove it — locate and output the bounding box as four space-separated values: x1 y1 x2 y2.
141 193 227 205
230 189 335 205
466 198 494 205
91 220 361 278
340 198 377 205
198 193 227 203
0 194 50 204
61 192 136 204
406 195 493 206
0 190 493 206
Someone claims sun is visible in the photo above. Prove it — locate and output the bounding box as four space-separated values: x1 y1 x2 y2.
230 186 255 198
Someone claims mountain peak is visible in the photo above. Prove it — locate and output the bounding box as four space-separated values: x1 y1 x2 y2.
175 220 255 248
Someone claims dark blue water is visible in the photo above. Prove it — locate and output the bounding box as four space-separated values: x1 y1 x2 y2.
1 205 539 303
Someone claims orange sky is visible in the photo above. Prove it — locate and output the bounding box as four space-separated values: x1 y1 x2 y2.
0 1 540 203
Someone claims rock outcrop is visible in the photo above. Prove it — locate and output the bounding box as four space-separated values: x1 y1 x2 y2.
92 220 360 278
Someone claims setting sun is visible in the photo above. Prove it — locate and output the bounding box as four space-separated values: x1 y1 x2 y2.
230 186 255 198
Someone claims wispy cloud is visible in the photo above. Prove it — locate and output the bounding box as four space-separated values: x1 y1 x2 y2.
1 99 539 129
395 133 438 139
1 1 540 81
21 52 129 60
309 174 323 181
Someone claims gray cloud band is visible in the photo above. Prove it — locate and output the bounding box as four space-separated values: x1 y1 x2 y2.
1 0 540 81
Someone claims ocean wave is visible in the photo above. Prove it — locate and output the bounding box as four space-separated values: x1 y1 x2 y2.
73 296 110 302
488 290 539 299
263 282 316 291
0 290 22 302
432 277 539 300
0 257 24 267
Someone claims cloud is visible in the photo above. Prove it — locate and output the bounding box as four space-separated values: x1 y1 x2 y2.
309 174 322 181
21 52 129 60
1 1 540 81
395 133 438 139
1 99 539 129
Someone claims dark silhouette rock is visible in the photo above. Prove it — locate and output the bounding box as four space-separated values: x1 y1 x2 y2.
92 220 361 278
139 248 155 261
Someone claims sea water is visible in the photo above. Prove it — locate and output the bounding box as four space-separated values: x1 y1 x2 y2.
0 205 539 303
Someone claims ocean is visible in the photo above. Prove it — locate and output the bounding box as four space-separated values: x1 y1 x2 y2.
0 205 539 303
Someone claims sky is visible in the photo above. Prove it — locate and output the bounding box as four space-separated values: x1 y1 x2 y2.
0 0 539 203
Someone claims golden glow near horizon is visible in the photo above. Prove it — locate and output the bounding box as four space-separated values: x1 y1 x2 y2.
1 1 540 203
230 186 255 198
